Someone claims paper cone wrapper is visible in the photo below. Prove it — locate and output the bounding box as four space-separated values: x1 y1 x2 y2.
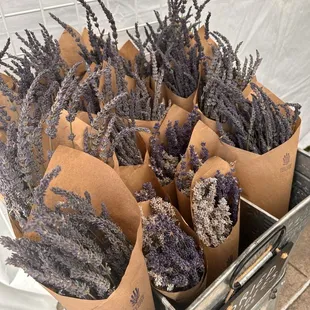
0 131 5 143
191 118 300 219
76 111 95 125
10 217 23 238
135 120 157 131
38 146 155 309
58 27 86 76
42 110 90 165
139 201 207 306
136 131 152 150
162 181 178 209
119 151 167 200
159 104 190 144
119 40 139 69
198 110 218 133
190 156 240 285
196 26 216 59
164 84 196 112
176 188 191 227
203 217 239 286
81 27 92 52
46 223 154 310
175 119 223 227
0 73 15 89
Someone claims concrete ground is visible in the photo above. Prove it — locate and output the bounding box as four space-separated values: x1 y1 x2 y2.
276 223 310 310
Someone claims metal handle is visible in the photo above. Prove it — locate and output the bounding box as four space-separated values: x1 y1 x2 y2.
230 225 286 290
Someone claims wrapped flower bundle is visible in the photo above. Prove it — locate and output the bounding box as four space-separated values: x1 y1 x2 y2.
139 197 207 305
192 171 240 247
1 167 132 300
0 0 302 308
190 156 241 284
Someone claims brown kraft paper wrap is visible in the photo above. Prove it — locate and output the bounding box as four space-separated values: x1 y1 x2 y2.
197 26 216 60
119 40 139 69
159 104 189 144
58 27 86 76
81 27 92 52
139 200 207 306
162 181 178 210
135 120 157 131
42 110 90 165
191 25 217 76
164 84 196 112
119 151 167 200
191 118 300 219
40 145 155 310
190 156 240 285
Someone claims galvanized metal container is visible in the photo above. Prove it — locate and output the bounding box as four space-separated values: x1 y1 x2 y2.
155 149 310 310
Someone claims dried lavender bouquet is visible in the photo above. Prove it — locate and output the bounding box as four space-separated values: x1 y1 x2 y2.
199 30 262 120
141 197 205 292
0 27 66 134
51 6 166 123
51 0 119 66
128 0 211 97
192 171 241 247
0 25 64 100
212 81 301 154
176 142 209 197
51 0 143 85
149 107 200 186
0 166 133 300
0 48 109 226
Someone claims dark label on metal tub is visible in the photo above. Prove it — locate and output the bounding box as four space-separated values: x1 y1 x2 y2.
221 242 293 310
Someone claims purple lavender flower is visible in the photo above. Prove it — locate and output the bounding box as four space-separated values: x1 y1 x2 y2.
142 213 205 292
1 169 133 300
192 172 241 247
135 182 157 202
